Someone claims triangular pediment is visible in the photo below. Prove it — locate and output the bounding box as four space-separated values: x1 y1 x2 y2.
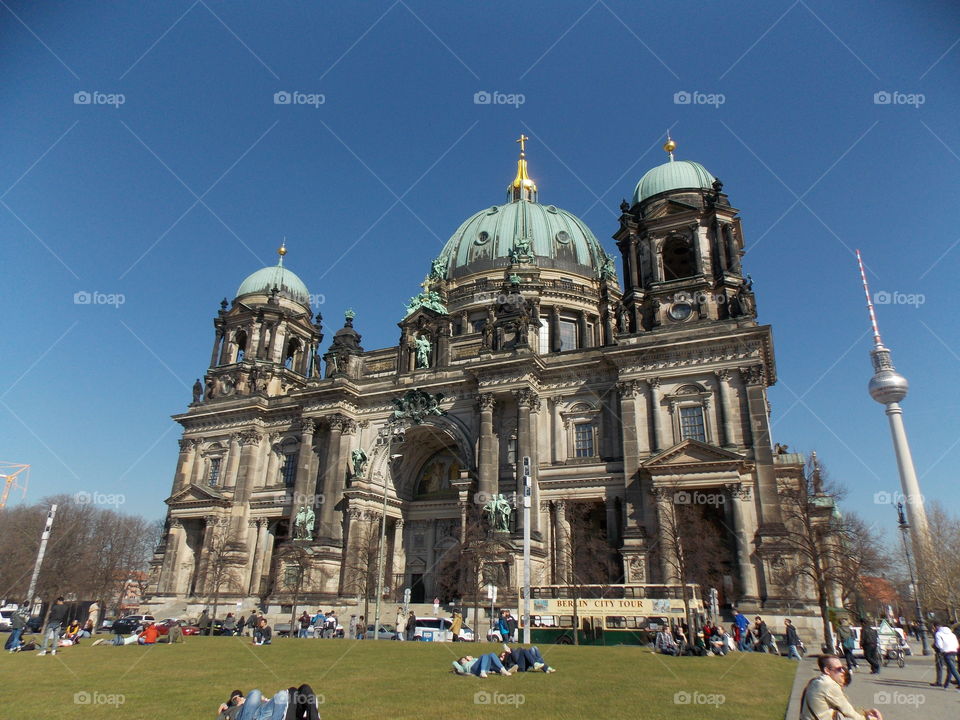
645 199 699 219
166 483 229 507
401 307 445 326
642 439 746 469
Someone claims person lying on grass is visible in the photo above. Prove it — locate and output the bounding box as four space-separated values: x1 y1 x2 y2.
451 653 512 678
498 644 556 673
216 690 244 720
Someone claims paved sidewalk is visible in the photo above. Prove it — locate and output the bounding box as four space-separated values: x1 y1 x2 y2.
785 653 960 719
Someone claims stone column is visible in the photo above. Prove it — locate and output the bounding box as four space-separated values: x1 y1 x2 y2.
173 439 198 492
158 519 184 594
553 501 570 584
617 380 649 534
477 394 497 498
605 496 620 547
292 419 316 505
549 307 561 352
189 443 206 486
647 378 664 452
740 365 782 525
195 515 218 596
515 389 535 500
318 416 345 543
550 396 564 463
230 431 262 537
223 433 241 489
729 485 760 602
528 395 542 534
577 310 588 349
392 519 406 590
247 519 269 596
714 369 736 448
655 493 680 584
210 329 224 368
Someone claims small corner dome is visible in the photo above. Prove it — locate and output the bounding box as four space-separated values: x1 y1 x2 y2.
633 160 715 204
236 262 310 306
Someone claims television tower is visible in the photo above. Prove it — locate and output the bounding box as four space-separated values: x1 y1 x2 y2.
856 251 930 548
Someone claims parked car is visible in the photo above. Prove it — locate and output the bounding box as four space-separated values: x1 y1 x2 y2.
100 618 115 632
112 614 156 635
0 609 14 631
274 622 292 638
411 617 475 642
155 619 200 636
363 623 400 640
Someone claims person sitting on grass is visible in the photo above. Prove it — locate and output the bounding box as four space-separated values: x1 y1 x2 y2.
253 618 272 646
216 690 245 720
451 653 512 678
655 627 679 656
499 644 556 673
137 621 159 645
708 626 730 656
64 619 83 643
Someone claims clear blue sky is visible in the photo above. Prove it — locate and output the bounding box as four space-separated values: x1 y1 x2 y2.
2 1 958 545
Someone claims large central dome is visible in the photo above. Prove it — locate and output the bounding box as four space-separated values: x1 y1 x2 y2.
437 200 612 281
435 138 615 282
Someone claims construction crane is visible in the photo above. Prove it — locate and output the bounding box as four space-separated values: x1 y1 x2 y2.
0 463 30 508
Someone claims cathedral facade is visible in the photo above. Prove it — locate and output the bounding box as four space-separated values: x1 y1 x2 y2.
146 138 816 619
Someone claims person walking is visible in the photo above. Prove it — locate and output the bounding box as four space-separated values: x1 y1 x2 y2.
934 622 960 689
395 609 406 642
798 655 883 720
859 619 881 675
755 616 778 654
37 597 69 656
733 608 750 650
406 611 417 641
297 611 311 639
450 611 463 642
236 613 246 637
837 619 859 671
198 609 211 637
784 619 803 660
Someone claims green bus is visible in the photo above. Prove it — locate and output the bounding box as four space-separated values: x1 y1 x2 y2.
526 584 704 646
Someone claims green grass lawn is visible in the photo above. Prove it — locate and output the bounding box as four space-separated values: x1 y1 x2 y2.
0 636 797 719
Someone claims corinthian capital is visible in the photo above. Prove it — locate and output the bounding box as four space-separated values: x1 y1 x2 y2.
477 393 496 411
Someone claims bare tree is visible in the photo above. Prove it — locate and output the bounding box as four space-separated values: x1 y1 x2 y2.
342 519 383 627
202 522 243 623
918 502 960 622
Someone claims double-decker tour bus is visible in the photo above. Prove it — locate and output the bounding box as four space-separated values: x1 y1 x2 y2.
526 583 704 646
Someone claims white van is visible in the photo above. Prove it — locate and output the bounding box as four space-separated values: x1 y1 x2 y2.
411 617 475 642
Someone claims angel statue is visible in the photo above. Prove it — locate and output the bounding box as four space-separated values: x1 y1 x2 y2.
351 447 369 478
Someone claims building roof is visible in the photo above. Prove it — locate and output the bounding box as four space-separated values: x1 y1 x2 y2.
633 159 715 204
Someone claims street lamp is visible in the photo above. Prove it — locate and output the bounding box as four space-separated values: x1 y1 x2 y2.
896 501 929 655
373 424 404 640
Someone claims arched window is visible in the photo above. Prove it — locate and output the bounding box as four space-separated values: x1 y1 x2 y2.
284 337 302 371
234 330 248 363
662 236 696 281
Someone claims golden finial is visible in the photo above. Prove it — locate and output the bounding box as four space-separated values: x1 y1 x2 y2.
510 134 537 202
663 131 676 161
277 238 287 266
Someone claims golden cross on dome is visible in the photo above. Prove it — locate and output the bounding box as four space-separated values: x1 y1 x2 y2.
516 134 529 154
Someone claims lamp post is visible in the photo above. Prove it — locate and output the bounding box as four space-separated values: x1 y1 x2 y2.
896 501 929 655
373 424 404 640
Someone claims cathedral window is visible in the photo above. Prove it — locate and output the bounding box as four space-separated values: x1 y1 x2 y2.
574 423 595 458
507 436 517 465
208 458 221 487
538 321 550 354
558 319 578 351
234 330 248 363
662 236 696 280
679 405 706 442
281 453 298 487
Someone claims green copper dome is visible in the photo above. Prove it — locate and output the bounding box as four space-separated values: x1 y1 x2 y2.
236 261 310 305
633 160 715 204
436 200 616 281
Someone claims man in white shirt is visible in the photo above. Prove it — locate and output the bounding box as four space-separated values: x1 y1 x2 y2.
799 655 883 720
934 623 960 689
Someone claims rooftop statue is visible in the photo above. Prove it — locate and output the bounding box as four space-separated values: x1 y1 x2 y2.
404 290 447 316
414 335 432 368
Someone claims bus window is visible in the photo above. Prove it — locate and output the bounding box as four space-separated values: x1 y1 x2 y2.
557 615 574 628
606 616 627 629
